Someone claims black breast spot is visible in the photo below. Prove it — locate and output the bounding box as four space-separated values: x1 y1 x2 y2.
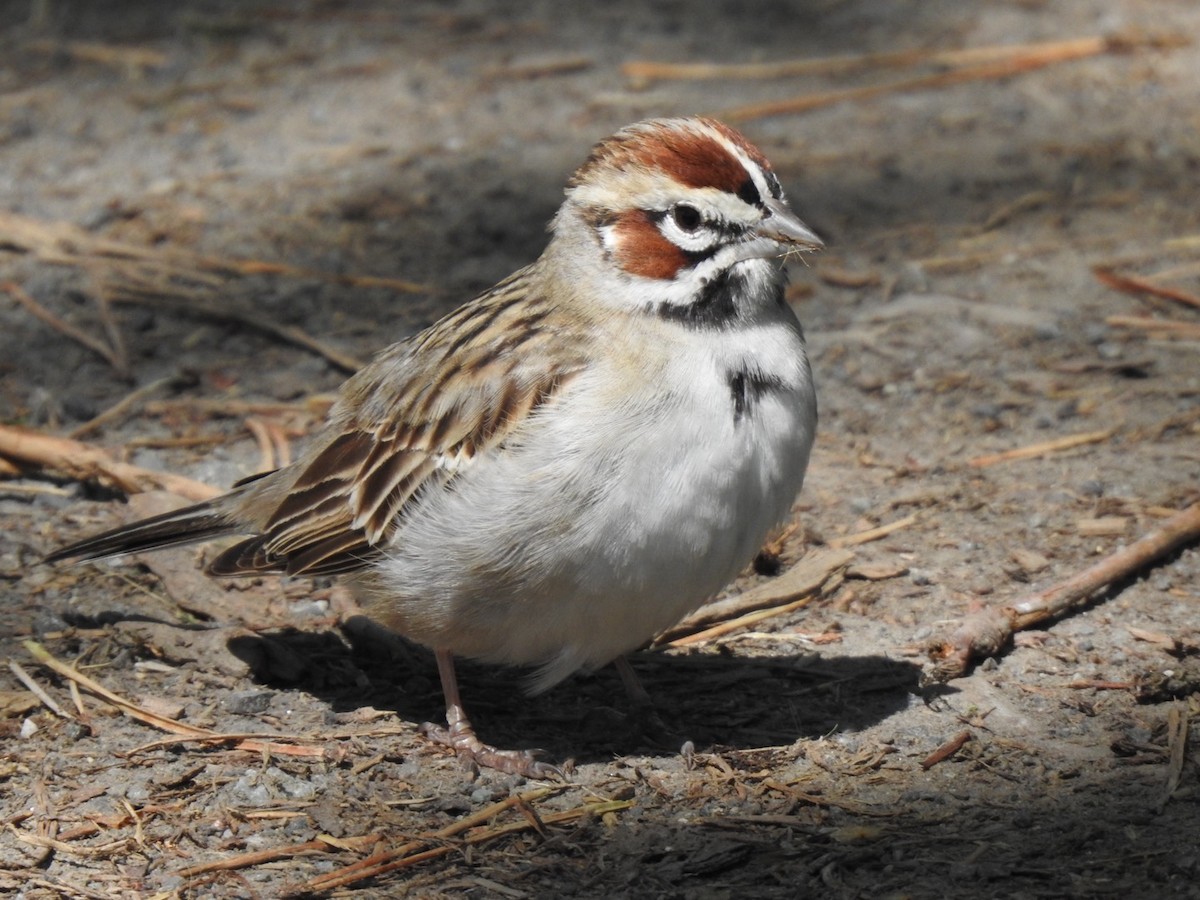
727 368 784 424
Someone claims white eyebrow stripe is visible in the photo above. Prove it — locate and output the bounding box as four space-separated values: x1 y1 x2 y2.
699 121 774 205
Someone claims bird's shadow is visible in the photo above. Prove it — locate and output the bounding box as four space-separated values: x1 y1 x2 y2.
226 616 921 765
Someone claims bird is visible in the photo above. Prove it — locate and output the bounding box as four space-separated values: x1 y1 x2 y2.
47 116 823 777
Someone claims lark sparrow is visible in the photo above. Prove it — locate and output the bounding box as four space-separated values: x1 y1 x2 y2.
49 117 823 776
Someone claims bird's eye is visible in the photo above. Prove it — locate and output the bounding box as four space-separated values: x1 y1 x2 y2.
671 204 703 232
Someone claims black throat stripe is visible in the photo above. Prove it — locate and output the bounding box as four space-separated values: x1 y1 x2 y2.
651 267 746 329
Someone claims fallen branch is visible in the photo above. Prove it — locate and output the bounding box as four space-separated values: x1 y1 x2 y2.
967 428 1117 468
923 502 1200 684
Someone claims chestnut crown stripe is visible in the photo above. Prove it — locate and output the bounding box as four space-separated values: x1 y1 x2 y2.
568 117 778 201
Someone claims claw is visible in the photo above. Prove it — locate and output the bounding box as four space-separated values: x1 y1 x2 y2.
424 649 565 779
422 710 564 779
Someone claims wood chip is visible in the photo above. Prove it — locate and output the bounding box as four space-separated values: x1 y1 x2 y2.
920 730 972 769
846 560 909 580
1010 548 1050 574
1075 516 1129 536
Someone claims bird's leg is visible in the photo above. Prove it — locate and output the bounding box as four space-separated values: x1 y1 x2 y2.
614 654 653 707
421 649 561 779
612 655 673 744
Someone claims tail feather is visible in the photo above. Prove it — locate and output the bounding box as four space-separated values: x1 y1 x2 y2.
45 500 239 564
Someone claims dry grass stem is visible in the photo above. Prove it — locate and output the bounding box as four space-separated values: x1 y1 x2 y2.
1094 266 1200 311
0 209 415 374
718 33 1179 122
7 659 71 718
27 39 168 73
625 34 1168 84
23 641 336 760
657 548 853 644
68 373 191 440
107 287 366 374
1160 705 1189 812
968 428 1118 468
1106 315 1200 340
300 787 580 892
3 280 127 375
829 514 918 548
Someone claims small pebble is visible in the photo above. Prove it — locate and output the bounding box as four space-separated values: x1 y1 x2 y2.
222 691 273 716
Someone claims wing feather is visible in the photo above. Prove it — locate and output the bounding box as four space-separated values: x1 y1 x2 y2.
213 267 588 578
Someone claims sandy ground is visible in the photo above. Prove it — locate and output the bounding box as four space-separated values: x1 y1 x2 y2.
2 1 1200 897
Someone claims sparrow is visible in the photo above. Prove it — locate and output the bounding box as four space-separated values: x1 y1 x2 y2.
48 117 822 777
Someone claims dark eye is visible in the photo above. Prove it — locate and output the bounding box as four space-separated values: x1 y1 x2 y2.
671 204 702 232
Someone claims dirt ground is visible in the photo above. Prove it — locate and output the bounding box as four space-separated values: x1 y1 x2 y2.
2 1 1200 897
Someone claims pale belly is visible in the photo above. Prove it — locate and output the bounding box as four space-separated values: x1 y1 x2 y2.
364 327 816 690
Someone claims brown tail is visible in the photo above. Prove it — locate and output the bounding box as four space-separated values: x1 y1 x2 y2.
45 500 238 564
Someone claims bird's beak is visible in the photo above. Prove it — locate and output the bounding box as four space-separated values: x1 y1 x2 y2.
756 197 824 251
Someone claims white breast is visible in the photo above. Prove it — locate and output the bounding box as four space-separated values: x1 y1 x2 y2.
366 298 816 692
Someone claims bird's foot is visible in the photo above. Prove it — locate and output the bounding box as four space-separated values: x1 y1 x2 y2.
421 705 564 780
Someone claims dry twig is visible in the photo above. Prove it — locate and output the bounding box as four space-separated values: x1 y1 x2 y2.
923 502 1200 684
7 660 70 719
626 35 1171 83
69 373 193 440
0 423 220 501
1094 266 1200 312
27 39 168 73
3 281 128 375
829 514 918 548
920 730 972 769
1159 704 1189 813
967 428 1118 468
23 641 336 760
295 787 623 893
656 548 853 645
719 33 1180 122
1106 315 1200 340
0 209 420 374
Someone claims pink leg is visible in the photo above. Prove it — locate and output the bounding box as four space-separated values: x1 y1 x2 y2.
421 649 562 779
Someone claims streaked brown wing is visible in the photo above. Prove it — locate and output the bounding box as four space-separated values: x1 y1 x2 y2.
208 272 586 578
